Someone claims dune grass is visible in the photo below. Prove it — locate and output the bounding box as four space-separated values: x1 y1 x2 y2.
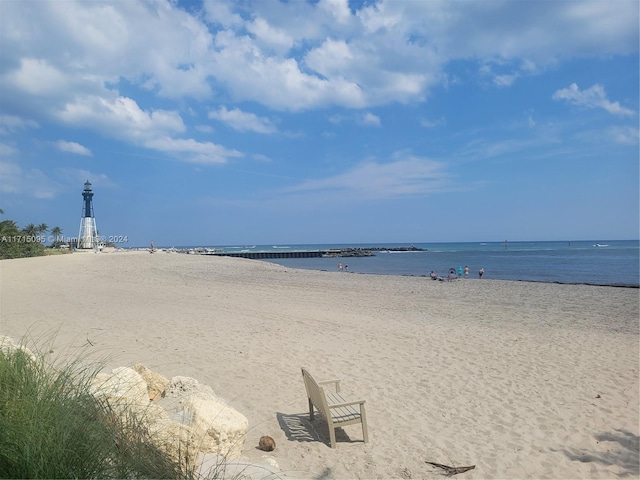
0 342 195 479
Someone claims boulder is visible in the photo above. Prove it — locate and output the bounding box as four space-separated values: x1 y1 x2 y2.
147 416 200 466
133 363 168 401
165 376 248 459
90 367 149 406
166 375 215 398
90 370 248 464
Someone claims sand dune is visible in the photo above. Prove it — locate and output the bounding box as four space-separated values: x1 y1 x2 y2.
1 251 638 479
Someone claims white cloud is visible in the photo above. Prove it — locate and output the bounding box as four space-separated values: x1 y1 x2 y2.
57 95 185 140
56 140 92 156
3 0 637 114
328 112 381 126
0 115 39 135
420 116 446 128
493 74 518 87
319 0 351 24
2 58 68 96
284 155 451 201
55 95 242 164
552 83 635 116
55 168 115 188
209 107 277 134
144 137 243 164
247 18 294 54
608 126 639 145
359 112 381 127
0 143 19 157
0 161 61 199
195 125 214 133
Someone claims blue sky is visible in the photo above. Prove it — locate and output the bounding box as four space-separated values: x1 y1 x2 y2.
1 0 638 247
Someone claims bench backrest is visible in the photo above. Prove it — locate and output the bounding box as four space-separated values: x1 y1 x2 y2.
301 368 328 414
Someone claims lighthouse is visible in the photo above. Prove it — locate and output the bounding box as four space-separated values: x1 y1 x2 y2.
77 180 98 249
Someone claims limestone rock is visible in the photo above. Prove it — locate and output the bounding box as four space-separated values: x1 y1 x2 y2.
90 370 248 465
147 416 199 466
166 375 215 398
133 363 168 401
0 336 36 361
91 367 149 406
183 390 249 459
164 376 247 459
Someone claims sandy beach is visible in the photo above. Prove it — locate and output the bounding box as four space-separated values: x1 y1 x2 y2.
1 251 638 479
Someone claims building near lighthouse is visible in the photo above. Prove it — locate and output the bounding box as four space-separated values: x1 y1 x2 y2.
77 181 98 249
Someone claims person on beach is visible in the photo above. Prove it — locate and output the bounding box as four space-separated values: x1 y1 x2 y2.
344 264 349 272
338 262 343 271
479 267 484 279
457 266 463 277
464 266 469 278
430 270 438 280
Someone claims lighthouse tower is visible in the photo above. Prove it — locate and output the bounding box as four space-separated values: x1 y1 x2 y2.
77 180 98 249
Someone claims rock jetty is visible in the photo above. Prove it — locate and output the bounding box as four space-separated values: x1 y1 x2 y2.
322 245 426 257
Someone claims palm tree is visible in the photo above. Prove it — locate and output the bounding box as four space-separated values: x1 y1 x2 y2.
0 219 19 237
24 223 38 236
37 223 48 235
51 226 63 247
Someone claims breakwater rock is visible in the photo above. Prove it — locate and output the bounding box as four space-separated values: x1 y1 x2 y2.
322 245 426 257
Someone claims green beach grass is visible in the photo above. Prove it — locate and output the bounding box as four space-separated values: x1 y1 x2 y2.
0 340 206 479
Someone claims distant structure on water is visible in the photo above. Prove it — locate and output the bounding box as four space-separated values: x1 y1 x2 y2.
77 181 98 249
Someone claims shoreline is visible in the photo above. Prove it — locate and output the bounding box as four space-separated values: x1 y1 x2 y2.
1 252 638 479
270 267 640 289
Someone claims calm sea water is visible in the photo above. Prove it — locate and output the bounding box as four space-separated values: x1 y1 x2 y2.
210 240 639 287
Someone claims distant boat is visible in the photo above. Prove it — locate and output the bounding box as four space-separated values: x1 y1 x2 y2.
272 245 290 249
594 243 609 247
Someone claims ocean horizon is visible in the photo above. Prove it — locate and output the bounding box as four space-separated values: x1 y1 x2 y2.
155 240 639 288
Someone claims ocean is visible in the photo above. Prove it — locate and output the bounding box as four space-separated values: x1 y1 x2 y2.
207 240 639 287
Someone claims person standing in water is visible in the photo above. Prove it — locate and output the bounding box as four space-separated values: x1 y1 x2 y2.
479 267 484 279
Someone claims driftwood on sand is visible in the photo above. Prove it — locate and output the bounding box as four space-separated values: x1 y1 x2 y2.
425 461 476 477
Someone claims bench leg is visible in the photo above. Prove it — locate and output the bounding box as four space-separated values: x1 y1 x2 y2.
361 405 369 444
308 398 314 421
328 424 337 448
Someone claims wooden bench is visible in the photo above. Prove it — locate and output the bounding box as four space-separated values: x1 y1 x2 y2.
301 367 369 448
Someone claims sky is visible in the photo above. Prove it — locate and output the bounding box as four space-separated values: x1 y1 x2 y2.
0 0 638 247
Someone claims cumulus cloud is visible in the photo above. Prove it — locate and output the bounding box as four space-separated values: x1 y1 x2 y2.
2 0 638 114
209 107 277 133
57 95 185 139
54 95 242 163
552 83 635 116
56 140 92 156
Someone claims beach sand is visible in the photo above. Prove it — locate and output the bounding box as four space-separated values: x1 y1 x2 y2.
1 251 638 479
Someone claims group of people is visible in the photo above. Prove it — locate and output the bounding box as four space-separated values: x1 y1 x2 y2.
338 262 349 272
430 266 484 281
